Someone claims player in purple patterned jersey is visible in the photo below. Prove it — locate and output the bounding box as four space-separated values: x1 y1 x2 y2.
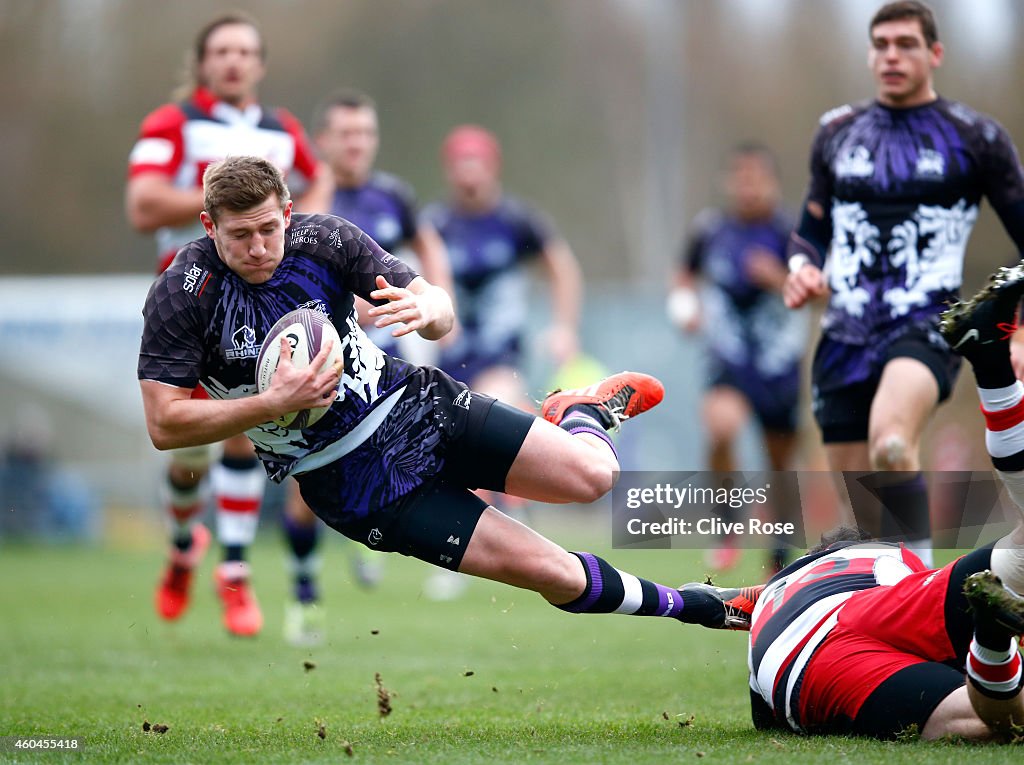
423 125 583 405
139 156 750 656
277 90 452 643
125 13 327 637
674 144 808 575
783 1 1024 566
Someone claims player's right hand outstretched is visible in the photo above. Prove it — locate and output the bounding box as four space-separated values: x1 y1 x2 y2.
783 263 828 309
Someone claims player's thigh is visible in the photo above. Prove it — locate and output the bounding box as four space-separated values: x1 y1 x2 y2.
504 418 617 504
369 477 580 598
701 386 751 443
365 478 489 571
921 685 994 741
443 394 536 496
460 506 582 594
855 662 973 740
868 357 939 446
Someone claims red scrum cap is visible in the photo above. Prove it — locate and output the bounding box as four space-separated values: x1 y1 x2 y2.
442 124 502 169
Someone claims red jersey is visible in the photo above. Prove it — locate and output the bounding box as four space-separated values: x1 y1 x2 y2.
748 541 926 731
128 87 319 270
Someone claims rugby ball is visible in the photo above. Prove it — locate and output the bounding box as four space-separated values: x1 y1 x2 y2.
255 308 343 429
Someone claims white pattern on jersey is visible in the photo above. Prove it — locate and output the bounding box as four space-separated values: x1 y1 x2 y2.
827 201 879 318
883 200 978 318
202 309 386 469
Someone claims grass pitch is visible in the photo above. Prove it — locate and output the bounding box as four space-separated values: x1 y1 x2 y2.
0 519 1013 764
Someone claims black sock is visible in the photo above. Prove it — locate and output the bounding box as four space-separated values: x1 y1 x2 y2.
968 346 1017 390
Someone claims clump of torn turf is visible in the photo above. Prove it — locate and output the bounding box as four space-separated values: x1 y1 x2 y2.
375 672 392 717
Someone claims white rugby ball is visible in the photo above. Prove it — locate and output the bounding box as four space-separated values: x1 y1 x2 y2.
255 308 343 429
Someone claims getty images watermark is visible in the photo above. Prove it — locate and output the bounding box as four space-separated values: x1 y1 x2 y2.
611 471 1021 550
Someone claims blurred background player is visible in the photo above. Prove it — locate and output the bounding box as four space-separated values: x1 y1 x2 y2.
783 0 1024 566
125 12 323 636
672 143 808 575
420 124 584 598
278 88 451 645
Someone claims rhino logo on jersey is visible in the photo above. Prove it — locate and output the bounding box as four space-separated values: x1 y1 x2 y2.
225 325 259 360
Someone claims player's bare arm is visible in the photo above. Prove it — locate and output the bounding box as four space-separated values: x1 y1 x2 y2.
140 338 340 450
125 172 206 233
411 222 455 302
539 238 582 364
367 275 454 341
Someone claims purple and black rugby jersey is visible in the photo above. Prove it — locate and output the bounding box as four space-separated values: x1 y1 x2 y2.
137 213 419 481
792 97 1024 346
422 196 554 376
329 171 418 254
685 208 807 380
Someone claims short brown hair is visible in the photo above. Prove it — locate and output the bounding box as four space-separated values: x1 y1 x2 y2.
202 156 290 222
730 141 780 179
313 88 378 134
870 1 939 47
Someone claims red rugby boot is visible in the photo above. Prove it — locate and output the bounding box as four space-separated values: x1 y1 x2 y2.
541 371 665 429
155 523 210 621
216 562 263 637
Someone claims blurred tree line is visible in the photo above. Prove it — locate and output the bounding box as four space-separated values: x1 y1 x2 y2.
0 0 1021 287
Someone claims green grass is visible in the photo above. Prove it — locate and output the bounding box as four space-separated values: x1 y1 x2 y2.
0 522 1013 763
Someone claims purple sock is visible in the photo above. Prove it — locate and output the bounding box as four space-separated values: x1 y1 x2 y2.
283 514 320 602
554 552 684 619
559 411 617 460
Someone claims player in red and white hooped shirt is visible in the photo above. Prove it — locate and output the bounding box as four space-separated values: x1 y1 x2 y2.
708 263 1024 740
125 12 326 637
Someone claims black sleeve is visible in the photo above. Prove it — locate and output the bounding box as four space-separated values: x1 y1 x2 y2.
514 201 557 261
331 222 419 304
682 209 718 275
787 126 833 267
393 179 420 243
979 120 1024 253
137 276 204 388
